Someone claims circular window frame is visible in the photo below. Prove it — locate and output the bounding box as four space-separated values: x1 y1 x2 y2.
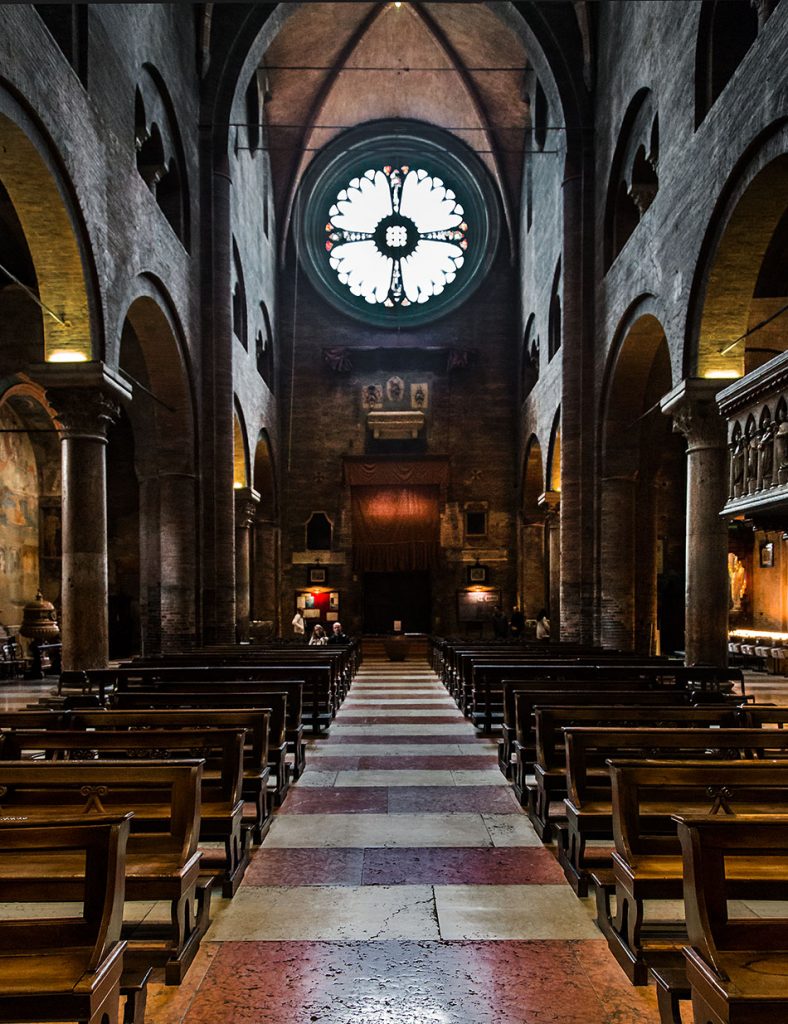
295 120 501 329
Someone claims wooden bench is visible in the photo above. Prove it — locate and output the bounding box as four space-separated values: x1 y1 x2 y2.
561 727 788 898
0 760 208 983
511 688 698 803
110 677 306 779
676 815 788 1024
70 709 272 844
0 815 130 1024
528 704 740 841
103 664 332 735
111 688 292 804
600 760 788 984
6 729 249 898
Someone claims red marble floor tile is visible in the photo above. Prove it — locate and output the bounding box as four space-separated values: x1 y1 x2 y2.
360 846 567 885
386 785 520 814
335 715 464 725
242 848 364 886
279 787 389 815
181 940 660 1024
327 734 476 745
357 755 494 770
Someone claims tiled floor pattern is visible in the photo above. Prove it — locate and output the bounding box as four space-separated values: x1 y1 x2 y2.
142 656 666 1024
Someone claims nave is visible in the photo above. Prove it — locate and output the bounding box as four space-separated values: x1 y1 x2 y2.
142 656 660 1024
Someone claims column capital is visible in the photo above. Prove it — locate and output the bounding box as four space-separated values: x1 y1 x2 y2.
660 377 727 451
234 486 260 528
31 361 131 442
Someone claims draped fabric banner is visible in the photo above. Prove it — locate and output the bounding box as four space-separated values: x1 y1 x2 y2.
344 459 449 487
351 485 440 572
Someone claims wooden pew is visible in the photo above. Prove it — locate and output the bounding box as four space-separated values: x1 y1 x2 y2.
0 760 208 983
561 727 788 897
676 815 788 1024
0 816 130 1024
104 663 333 734
69 709 272 843
6 729 249 898
601 760 788 984
510 688 697 803
108 671 307 770
110 689 292 804
528 704 740 841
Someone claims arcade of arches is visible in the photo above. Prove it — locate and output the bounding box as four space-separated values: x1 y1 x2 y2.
1 1 788 1020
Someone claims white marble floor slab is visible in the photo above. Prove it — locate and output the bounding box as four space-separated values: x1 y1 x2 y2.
340 708 463 718
264 812 495 848
434 885 599 940
295 770 339 787
332 769 504 788
345 698 456 706
331 724 477 735
482 813 543 847
206 885 439 941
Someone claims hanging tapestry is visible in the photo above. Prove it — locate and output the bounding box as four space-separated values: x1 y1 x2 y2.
351 485 440 572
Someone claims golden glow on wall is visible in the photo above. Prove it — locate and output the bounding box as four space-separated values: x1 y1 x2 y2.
550 426 561 493
233 413 248 488
731 628 788 642
703 369 740 380
0 114 93 362
696 157 788 379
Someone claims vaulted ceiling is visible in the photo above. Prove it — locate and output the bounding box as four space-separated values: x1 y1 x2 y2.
260 2 531 243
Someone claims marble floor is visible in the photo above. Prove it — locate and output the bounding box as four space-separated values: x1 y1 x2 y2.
142 658 665 1024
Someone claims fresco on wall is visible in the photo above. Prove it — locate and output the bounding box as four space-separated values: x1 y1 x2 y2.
0 406 39 627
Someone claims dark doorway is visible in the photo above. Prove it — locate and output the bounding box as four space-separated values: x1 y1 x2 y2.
363 571 431 633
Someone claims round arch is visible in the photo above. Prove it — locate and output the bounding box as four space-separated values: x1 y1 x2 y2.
116 287 198 652
0 88 98 362
687 119 788 378
599 307 685 653
233 402 250 489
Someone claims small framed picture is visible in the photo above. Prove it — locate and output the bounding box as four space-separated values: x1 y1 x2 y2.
760 542 775 568
309 567 326 583
467 565 488 584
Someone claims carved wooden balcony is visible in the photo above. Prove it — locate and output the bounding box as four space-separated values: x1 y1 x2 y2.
717 350 788 520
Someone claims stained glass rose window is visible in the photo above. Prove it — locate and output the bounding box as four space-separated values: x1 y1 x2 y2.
297 122 500 327
325 166 468 308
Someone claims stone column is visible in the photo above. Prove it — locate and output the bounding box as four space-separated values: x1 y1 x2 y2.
539 491 561 637
599 476 636 650
520 514 546 618
661 379 729 666
234 487 259 642
252 517 279 630
39 363 131 671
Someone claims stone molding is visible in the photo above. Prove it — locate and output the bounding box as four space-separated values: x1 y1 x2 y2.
31 361 131 443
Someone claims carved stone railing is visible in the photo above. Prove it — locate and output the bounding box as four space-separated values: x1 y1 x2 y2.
717 350 788 518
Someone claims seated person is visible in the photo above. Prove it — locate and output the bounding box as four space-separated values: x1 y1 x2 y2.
328 621 349 644
535 609 551 639
309 623 328 646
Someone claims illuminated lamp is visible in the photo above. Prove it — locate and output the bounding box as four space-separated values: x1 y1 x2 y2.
46 350 88 363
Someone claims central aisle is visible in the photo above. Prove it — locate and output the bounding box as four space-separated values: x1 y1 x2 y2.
150 656 661 1024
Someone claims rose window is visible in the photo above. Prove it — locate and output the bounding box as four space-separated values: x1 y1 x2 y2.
296 121 500 327
324 166 469 308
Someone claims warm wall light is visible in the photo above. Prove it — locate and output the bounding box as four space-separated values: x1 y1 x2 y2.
233 482 243 489
46 350 88 363
704 369 740 380
731 628 788 641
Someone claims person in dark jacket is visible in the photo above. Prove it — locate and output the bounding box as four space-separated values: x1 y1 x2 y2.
328 621 349 644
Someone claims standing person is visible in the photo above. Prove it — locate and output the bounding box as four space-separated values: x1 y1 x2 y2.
535 609 551 640
309 623 328 646
328 621 349 644
292 608 305 640
510 605 525 639
491 606 508 639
